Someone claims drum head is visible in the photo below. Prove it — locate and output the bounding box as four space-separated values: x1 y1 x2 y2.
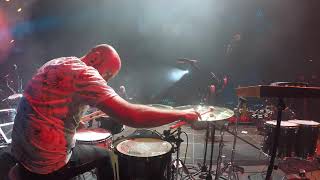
116 138 172 157
265 120 298 127
288 120 320 126
75 128 111 142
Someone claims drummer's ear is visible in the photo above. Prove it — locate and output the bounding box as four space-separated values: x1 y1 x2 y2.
82 51 103 68
89 52 103 67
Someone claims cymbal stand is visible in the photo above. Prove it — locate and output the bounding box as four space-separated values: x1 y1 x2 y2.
214 123 228 180
219 97 246 180
200 122 210 172
200 123 216 180
265 98 285 180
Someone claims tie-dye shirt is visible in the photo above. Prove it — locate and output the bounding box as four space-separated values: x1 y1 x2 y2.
11 57 117 174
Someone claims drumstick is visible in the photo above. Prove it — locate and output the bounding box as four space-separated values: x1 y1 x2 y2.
80 110 109 123
169 121 187 129
200 107 215 116
170 107 214 129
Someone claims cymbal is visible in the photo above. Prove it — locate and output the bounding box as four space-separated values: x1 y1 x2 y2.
0 108 16 113
175 105 234 121
6 94 23 100
147 104 174 109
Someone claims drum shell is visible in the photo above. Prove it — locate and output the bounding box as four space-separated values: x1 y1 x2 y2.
288 120 320 159
113 137 173 180
262 121 298 158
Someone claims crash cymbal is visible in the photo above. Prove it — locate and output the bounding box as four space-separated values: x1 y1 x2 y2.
175 105 234 121
147 104 174 109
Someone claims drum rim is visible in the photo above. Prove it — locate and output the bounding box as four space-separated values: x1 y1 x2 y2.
265 121 299 127
75 128 112 142
113 137 173 159
76 136 112 143
288 120 320 126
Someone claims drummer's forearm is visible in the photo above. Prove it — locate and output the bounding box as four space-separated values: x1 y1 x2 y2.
97 96 186 128
123 105 186 128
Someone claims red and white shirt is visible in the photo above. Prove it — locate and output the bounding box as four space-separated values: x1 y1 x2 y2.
11 57 118 174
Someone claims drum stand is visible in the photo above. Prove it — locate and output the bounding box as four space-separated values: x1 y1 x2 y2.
197 122 218 180
168 127 194 180
218 98 246 180
265 98 285 180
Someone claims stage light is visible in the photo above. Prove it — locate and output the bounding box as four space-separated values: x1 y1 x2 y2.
10 39 14 43
168 68 189 82
17 8 22 12
5 0 10 2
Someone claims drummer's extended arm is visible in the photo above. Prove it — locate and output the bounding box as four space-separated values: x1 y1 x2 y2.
97 95 198 128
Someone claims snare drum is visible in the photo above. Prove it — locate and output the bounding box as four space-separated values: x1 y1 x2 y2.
288 120 320 159
262 121 298 158
113 130 173 180
75 128 112 149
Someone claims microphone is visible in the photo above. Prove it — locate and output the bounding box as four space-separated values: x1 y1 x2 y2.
177 58 198 64
177 58 200 70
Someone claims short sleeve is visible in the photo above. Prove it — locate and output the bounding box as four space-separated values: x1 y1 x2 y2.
74 66 118 106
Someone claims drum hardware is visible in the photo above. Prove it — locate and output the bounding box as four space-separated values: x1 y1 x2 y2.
215 97 247 180
2 64 23 109
163 127 194 180
173 105 234 180
174 127 192 180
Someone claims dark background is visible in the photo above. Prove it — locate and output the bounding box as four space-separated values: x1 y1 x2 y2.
0 0 320 118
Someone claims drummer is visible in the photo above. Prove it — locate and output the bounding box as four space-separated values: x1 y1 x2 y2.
11 44 199 180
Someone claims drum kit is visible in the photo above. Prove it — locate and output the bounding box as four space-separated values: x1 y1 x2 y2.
73 100 320 180
74 104 237 180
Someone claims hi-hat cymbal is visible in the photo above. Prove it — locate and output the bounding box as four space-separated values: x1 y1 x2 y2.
2 93 23 102
147 104 174 109
7 93 23 100
175 105 234 121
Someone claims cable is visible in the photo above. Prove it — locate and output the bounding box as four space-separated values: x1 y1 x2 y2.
182 131 189 165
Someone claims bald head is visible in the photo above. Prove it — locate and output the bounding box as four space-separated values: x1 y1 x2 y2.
81 44 121 80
